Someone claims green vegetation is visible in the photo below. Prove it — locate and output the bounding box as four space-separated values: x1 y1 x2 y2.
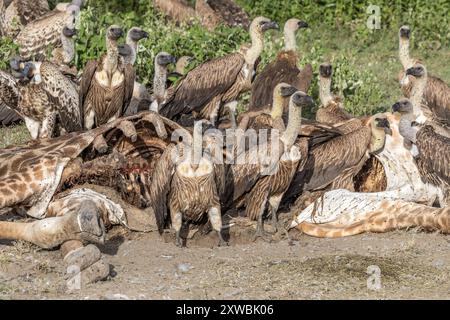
1 0 449 145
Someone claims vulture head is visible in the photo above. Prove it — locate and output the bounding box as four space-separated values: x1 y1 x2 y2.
369 115 392 153
118 44 133 58
176 56 194 74
107 25 124 41
291 91 314 109
251 16 279 34
405 63 426 78
156 52 177 67
392 98 414 115
63 26 77 38
128 27 149 42
275 83 297 98
399 25 411 39
319 63 333 78
284 18 309 33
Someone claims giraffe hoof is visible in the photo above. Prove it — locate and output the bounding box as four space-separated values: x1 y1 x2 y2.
64 244 102 273
77 200 105 245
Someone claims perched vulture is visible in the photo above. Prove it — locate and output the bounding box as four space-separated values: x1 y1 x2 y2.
150 121 226 247
149 52 177 112
316 63 353 125
196 0 250 31
159 16 279 127
0 0 50 37
398 26 450 128
153 0 196 26
249 18 313 113
224 92 312 239
393 98 450 206
79 25 135 129
166 56 193 88
15 0 82 60
284 115 392 204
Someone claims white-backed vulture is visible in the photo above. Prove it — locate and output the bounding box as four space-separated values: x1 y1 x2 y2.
249 18 312 113
153 0 196 26
393 99 450 205
0 0 49 37
79 25 135 129
150 121 225 247
225 91 312 239
124 27 149 66
159 16 279 127
150 52 177 112
50 26 77 70
316 63 353 125
405 63 450 130
195 0 250 31
15 0 82 60
284 115 392 204
398 26 450 127
21 61 82 134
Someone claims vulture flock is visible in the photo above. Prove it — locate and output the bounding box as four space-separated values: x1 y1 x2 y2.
0 0 449 284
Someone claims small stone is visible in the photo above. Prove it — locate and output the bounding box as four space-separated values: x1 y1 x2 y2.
177 263 193 273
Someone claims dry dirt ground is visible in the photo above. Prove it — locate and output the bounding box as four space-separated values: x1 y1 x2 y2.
1 219 450 300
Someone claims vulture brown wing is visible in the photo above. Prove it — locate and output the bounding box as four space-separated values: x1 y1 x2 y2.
416 125 450 186
0 103 21 125
160 52 245 119
424 75 450 126
249 51 301 112
122 63 136 115
79 60 99 119
149 143 176 233
0 70 20 112
287 126 371 197
208 0 250 28
16 0 49 25
16 10 67 59
296 63 313 93
39 62 82 132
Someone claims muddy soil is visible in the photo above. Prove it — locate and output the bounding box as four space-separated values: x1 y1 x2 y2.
1 217 449 300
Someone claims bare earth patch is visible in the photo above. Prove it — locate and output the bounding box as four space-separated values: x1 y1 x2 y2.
1 225 449 299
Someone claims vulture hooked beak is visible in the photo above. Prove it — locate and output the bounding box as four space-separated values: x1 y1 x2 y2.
262 21 279 31
376 117 392 136
109 27 124 40
63 27 77 37
405 66 423 77
319 64 332 78
292 92 314 108
139 30 149 40
280 85 298 97
399 26 411 39
298 21 309 28
391 102 401 113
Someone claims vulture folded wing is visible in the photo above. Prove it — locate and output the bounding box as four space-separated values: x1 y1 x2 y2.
425 76 450 126
0 103 22 125
39 62 82 132
17 0 50 25
0 71 20 112
250 51 307 112
208 0 250 28
123 63 136 114
16 10 67 59
79 60 99 117
416 125 450 186
149 143 176 233
160 52 245 119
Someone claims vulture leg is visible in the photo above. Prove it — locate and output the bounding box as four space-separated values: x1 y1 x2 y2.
0 200 105 249
268 194 283 233
252 193 273 242
172 211 184 247
84 109 96 130
24 116 41 139
224 101 238 129
208 206 227 246
39 112 57 139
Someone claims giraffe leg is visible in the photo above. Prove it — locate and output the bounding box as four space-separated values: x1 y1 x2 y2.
0 199 105 249
208 206 227 247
